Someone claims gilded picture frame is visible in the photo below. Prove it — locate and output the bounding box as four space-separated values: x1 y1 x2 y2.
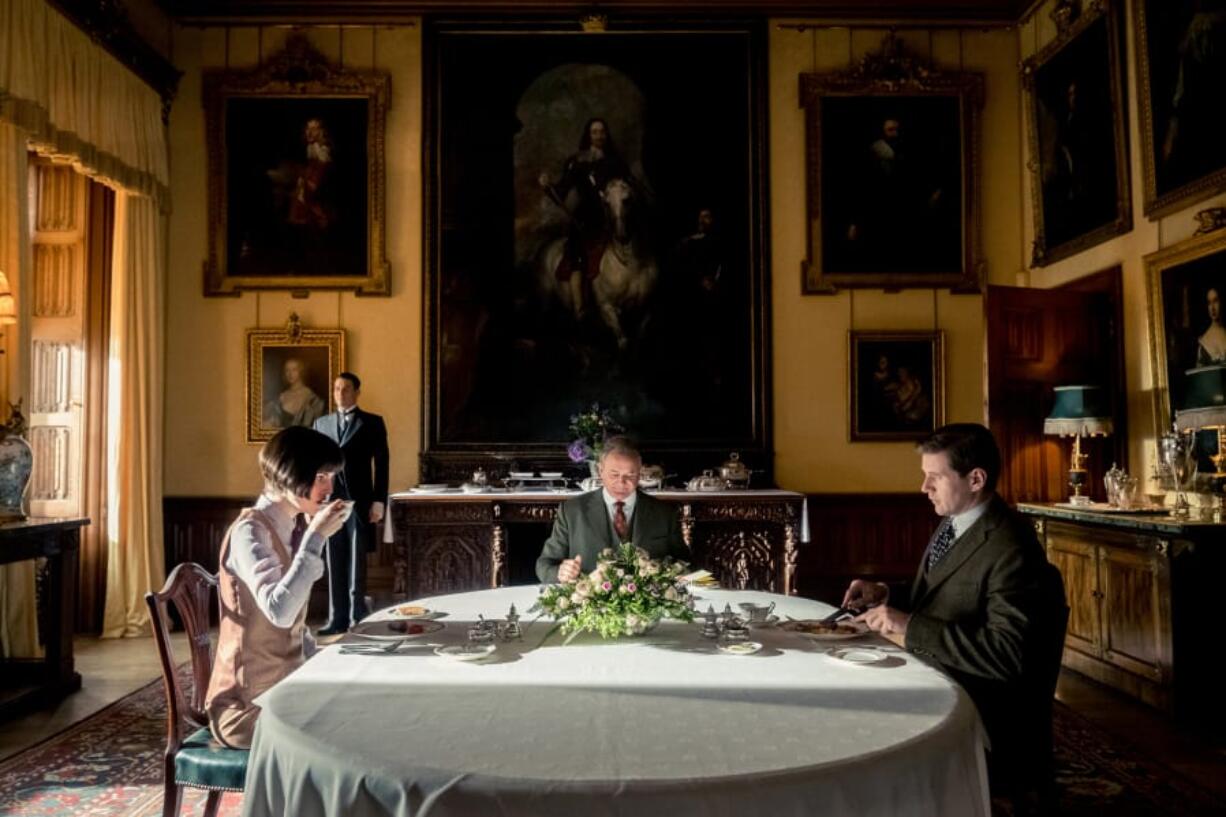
203 35 390 295
1144 225 1226 438
422 19 770 481
247 314 345 443
1022 0 1132 267
1134 1 1226 218
848 330 945 442
800 34 984 294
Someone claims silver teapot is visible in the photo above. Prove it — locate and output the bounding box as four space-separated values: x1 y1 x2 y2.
718 452 751 489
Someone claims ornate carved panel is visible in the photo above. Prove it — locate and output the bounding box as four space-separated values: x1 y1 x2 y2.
31 341 74 413
34 165 79 232
698 528 775 592
33 244 77 317
396 502 493 525
410 530 493 599
30 426 71 501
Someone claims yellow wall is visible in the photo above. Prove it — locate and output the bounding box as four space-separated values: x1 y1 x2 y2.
165 24 423 497
164 20 1023 497
770 24 1022 492
1017 2 1226 485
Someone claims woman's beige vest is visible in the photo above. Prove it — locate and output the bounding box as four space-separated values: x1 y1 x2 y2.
205 508 308 723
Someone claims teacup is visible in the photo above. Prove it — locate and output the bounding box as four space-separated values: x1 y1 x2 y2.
738 601 775 622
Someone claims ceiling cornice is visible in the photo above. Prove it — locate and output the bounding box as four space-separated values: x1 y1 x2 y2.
159 1 1026 27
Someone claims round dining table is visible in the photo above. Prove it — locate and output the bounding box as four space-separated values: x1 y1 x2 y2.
240 586 990 817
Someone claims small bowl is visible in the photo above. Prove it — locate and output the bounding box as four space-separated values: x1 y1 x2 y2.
717 640 763 656
508 471 533 479
539 471 563 479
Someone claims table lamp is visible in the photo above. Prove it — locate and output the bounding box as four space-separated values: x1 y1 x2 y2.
1044 385 1113 505
1174 364 1226 480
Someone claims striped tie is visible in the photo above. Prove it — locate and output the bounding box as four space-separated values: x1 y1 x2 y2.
927 519 956 571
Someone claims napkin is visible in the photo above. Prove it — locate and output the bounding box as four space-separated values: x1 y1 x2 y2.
681 569 719 588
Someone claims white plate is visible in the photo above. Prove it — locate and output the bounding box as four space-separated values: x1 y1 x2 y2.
460 485 489 494
717 640 763 656
390 604 434 619
781 619 869 641
828 647 888 665
434 643 497 662
410 484 449 494
539 471 563 478
349 620 444 642
508 472 534 479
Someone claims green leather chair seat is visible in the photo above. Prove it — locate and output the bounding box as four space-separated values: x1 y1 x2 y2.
174 727 249 792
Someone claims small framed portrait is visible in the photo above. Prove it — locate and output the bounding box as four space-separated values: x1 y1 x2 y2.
800 34 983 293
1134 1 1226 217
1145 228 1226 435
848 331 945 441
203 35 390 295
1023 0 1132 266
247 314 345 443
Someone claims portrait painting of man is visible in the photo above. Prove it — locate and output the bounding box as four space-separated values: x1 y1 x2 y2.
225 98 368 279
849 332 945 441
425 22 768 469
1136 0 1226 215
203 35 390 295
1026 1 1131 265
800 39 983 293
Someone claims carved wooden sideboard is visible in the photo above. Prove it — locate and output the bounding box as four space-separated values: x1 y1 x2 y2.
390 490 807 601
1018 503 1225 719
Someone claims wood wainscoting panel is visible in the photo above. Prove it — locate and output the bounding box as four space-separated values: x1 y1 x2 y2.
801 493 938 604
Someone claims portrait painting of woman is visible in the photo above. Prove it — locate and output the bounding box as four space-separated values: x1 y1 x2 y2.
248 331 341 443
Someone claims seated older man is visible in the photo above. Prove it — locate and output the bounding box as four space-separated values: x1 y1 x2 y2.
536 436 689 583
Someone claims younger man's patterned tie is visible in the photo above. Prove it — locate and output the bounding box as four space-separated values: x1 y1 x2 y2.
927 519 956 571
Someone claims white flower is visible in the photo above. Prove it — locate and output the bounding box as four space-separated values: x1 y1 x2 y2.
615 568 625 578
625 614 642 632
641 562 659 577
570 592 585 605
635 547 649 559
574 579 592 595
664 586 679 602
557 596 570 610
600 548 615 559
588 568 604 583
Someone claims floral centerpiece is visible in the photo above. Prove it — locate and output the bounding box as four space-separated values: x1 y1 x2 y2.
532 543 694 640
566 402 624 469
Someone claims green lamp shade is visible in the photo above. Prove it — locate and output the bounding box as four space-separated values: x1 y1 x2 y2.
1043 385 1114 437
1175 365 1226 431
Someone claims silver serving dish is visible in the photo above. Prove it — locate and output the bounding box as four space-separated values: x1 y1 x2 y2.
718 452 751 489
686 469 727 492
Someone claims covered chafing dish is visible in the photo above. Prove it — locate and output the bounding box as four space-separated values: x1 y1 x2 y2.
639 464 665 490
718 452 751 489
686 469 727 492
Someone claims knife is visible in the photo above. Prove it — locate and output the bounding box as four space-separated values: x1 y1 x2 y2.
820 606 859 625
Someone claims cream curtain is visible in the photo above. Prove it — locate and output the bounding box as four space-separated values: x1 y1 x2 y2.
2 0 169 638
101 192 165 638
0 121 39 659
0 0 170 204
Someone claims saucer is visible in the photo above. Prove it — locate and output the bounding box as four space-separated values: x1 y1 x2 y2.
717 641 763 656
508 472 534 479
410 484 449 494
539 471 563 479
746 615 780 628
434 643 496 662
828 646 887 665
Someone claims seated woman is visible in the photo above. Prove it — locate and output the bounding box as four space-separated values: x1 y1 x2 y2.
205 426 352 749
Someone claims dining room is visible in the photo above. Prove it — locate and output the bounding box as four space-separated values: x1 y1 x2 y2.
2 0 1226 815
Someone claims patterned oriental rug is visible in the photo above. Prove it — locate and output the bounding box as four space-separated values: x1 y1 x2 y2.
0 677 1222 817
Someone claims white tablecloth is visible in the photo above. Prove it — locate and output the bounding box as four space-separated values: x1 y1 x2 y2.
242 588 988 817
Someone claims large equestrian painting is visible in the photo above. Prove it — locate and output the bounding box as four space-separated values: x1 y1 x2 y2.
424 21 768 474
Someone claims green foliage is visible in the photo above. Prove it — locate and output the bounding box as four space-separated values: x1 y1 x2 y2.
532 542 694 639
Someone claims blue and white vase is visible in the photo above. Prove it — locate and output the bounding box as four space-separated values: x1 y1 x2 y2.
0 432 32 520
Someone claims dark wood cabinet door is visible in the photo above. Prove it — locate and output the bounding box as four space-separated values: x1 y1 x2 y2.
1098 540 1171 684
1044 522 1101 657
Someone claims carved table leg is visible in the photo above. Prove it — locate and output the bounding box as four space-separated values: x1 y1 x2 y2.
681 504 694 551
393 529 408 598
491 523 506 588
783 522 798 596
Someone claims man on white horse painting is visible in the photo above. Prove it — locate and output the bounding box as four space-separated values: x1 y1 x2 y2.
536 117 658 353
